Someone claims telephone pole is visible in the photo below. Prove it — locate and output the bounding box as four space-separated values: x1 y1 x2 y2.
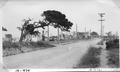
103 25 104 36
47 25 49 41
85 27 86 32
76 24 78 39
98 13 105 37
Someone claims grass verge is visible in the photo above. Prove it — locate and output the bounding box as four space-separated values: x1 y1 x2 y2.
74 46 102 68
107 48 119 68
3 41 55 57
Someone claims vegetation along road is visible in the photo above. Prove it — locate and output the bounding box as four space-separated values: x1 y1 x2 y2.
3 38 101 69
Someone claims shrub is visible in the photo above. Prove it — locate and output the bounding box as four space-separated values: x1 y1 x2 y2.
28 41 48 47
106 39 119 67
36 41 46 46
3 40 55 57
3 41 11 49
29 41 38 47
3 41 20 49
106 39 119 50
11 42 20 48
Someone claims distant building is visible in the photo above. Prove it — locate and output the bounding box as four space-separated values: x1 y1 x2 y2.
59 32 73 40
77 32 90 39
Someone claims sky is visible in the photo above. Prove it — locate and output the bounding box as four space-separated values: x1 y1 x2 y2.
1 0 120 37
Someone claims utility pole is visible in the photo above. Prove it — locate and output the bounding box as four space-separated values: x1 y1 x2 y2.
85 27 86 32
89 29 91 35
89 29 91 39
76 24 78 39
98 13 105 37
47 25 49 41
103 25 104 36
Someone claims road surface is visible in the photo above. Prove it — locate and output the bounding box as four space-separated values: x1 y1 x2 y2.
3 38 101 69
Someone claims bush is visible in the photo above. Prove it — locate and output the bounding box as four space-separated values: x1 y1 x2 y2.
28 41 54 47
3 41 55 57
29 41 39 47
36 41 46 46
3 41 11 49
87 47 101 56
106 39 119 50
3 40 55 49
3 41 20 49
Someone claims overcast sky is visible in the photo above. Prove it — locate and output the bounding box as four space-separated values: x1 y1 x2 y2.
1 0 120 37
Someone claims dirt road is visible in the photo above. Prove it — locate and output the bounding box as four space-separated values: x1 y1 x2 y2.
3 38 101 69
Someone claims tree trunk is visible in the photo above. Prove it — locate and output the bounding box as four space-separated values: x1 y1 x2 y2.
18 30 25 53
19 30 29 42
19 30 24 42
42 29 45 41
58 27 59 41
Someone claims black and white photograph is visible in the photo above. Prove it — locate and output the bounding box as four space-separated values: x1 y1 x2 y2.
0 0 120 71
